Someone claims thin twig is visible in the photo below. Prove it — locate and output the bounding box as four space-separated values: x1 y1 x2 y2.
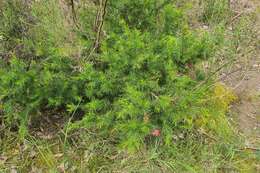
218 67 242 81
70 0 80 28
240 147 260 151
86 0 108 61
194 58 236 91
230 12 244 25
198 129 217 141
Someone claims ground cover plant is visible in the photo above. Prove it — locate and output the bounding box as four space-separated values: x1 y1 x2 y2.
0 0 259 172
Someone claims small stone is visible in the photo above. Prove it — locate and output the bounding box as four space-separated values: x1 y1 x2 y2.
203 25 209 29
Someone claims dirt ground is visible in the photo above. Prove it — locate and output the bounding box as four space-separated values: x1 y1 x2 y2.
224 0 260 149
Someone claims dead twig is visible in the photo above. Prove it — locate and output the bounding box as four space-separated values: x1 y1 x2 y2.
230 12 244 25
198 129 217 142
218 67 242 81
70 0 80 28
194 57 236 91
86 0 108 61
240 147 260 152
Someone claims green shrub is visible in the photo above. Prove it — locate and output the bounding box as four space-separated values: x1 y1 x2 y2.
0 56 80 138
0 0 233 151
107 0 186 35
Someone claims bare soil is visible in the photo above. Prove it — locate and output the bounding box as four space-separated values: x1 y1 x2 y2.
224 0 260 149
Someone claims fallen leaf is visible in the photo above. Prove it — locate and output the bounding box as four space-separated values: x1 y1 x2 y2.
151 129 160 137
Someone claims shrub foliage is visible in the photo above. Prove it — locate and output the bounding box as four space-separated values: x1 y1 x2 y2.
0 0 234 151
